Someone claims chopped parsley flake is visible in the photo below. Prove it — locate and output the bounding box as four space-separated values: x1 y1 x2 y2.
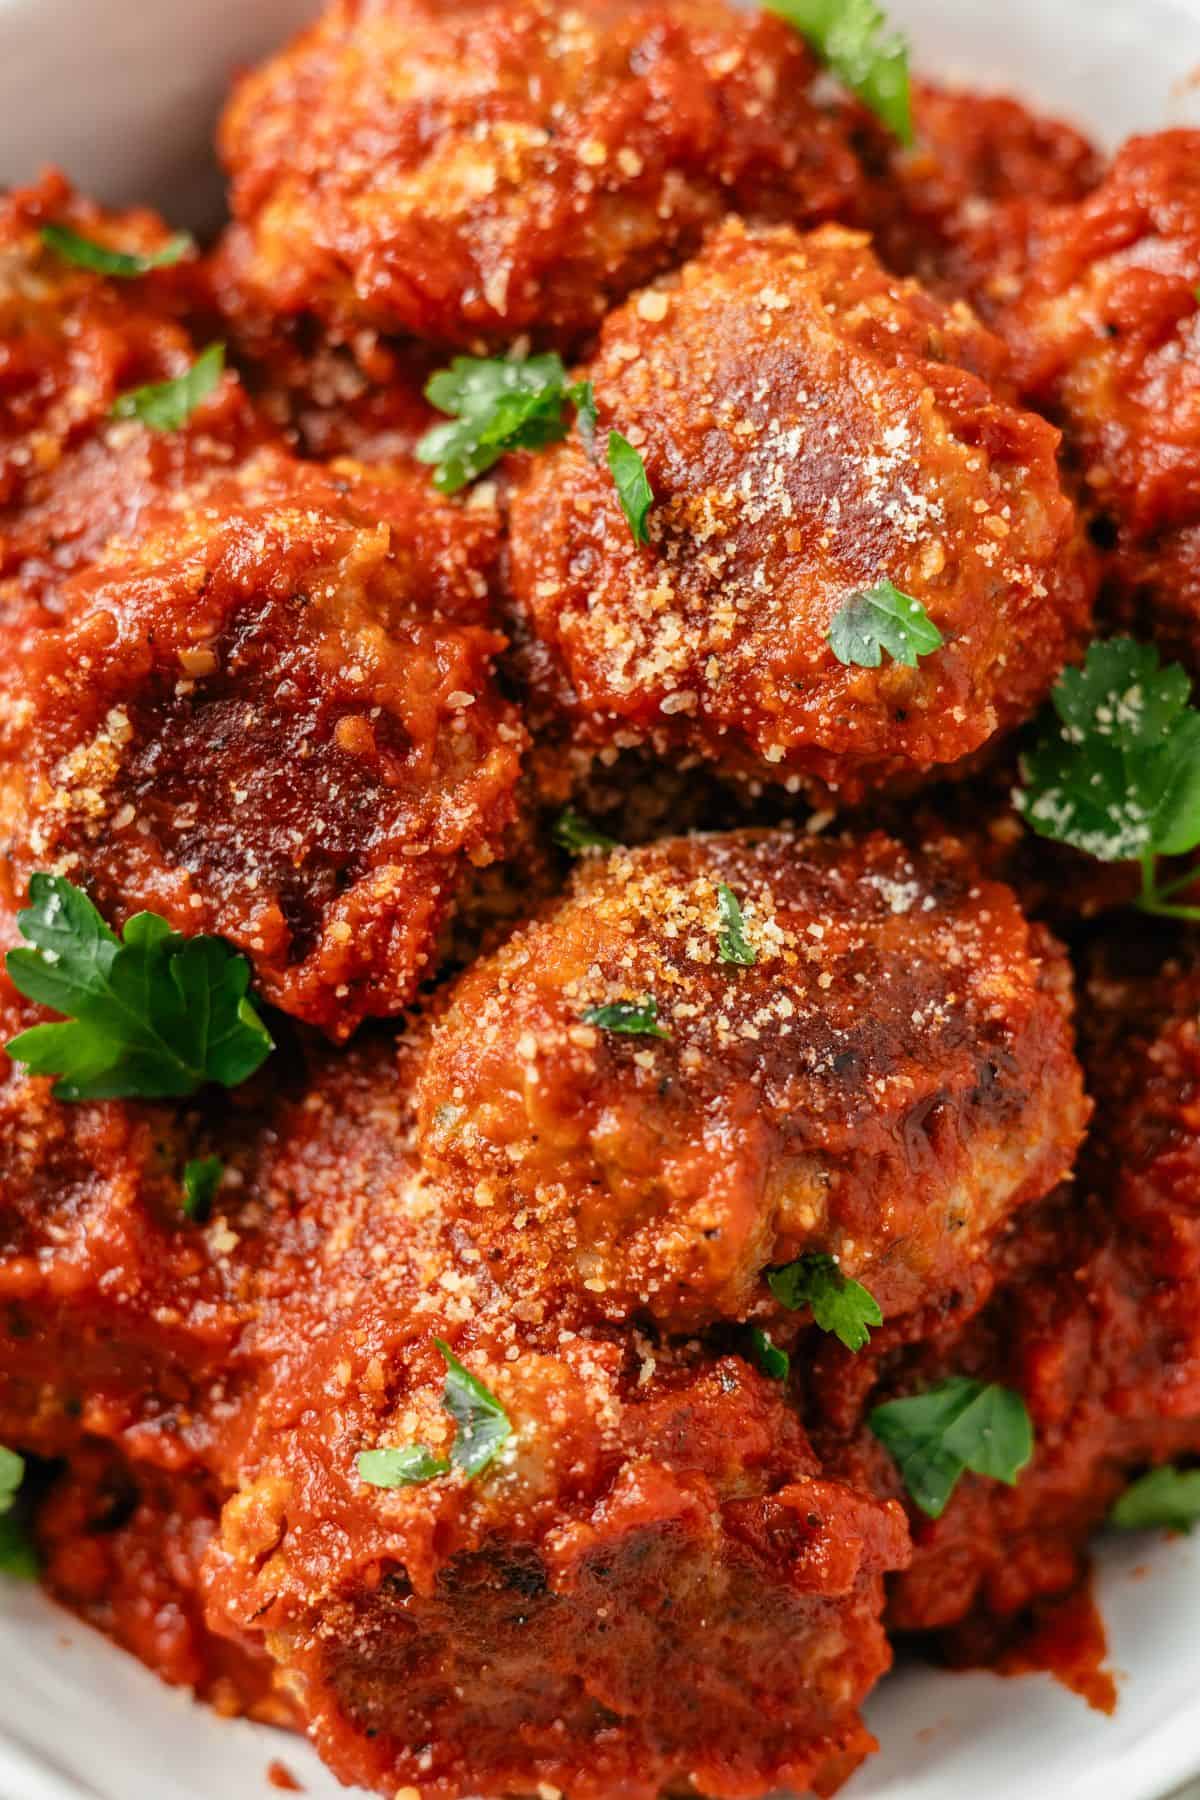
749 1327 790 1381
40 222 194 276
552 808 617 856
1016 637 1200 919
715 884 756 966
357 1339 511 1490
0 1447 23 1517
111 342 225 431
607 430 654 542
0 1447 35 1580
1110 1465 1200 1534
768 1253 882 1352
869 1377 1034 1519
765 0 912 142
582 996 670 1038
829 580 943 668
417 353 593 492
182 1156 224 1222
5 874 273 1101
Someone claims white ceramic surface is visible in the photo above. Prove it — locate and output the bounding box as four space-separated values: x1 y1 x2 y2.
1 0 1199 1796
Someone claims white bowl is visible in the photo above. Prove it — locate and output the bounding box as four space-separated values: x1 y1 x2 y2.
1 1 1199 1796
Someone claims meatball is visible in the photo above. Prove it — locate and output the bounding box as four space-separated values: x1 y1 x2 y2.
507 218 1094 800
199 1037 910 1800
0 449 525 1037
821 928 1200 1657
415 829 1089 1331
214 0 872 352
33 1443 289 1724
875 80 1102 298
0 171 266 608
993 133 1200 668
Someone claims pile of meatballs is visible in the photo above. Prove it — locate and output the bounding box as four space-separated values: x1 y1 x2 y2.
2 2 1200 1797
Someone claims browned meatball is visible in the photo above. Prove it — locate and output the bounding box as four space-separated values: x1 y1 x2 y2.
214 0 873 353
415 829 1089 1331
818 929 1200 1660
198 1036 910 1800
992 133 1200 668
507 219 1094 799
0 171 267 609
874 80 1103 298
0 449 525 1037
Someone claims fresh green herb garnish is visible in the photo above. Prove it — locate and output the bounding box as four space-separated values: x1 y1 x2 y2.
607 430 654 543
582 996 670 1038
416 353 594 492
358 1445 451 1488
0 1447 36 1580
182 1156 224 1223
765 0 912 141
715 884 756 967
869 1376 1034 1519
749 1327 790 1381
5 874 273 1101
552 808 617 856
40 222 194 277
768 1253 882 1352
111 342 225 432
1110 1464 1200 1534
573 380 599 457
357 1339 511 1490
0 1447 24 1518
828 580 943 669
1016 637 1200 919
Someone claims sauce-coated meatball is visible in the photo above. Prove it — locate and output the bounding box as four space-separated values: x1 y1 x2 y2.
0 173 265 608
507 219 1094 798
994 133 1200 668
0 451 525 1037
416 830 1088 1330
215 0 872 352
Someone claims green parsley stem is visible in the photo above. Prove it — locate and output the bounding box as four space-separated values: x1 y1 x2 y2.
1146 861 1200 903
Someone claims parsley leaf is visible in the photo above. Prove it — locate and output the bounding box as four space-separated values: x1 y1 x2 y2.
0 1447 24 1518
40 222 194 277
357 1340 511 1491
1110 1465 1200 1534
417 353 582 492
5 875 273 1101
765 0 912 141
1016 637 1200 878
768 1253 882 1352
607 431 654 543
571 381 599 457
715 884 756 966
111 342 225 432
869 1376 1034 1519
749 1327 790 1381
0 1448 36 1580
358 1445 451 1488
182 1156 224 1223
436 1338 513 1477
552 808 617 856
582 996 670 1038
829 580 944 668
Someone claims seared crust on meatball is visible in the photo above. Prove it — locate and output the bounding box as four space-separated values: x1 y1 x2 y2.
0 450 525 1037
214 0 872 352
0 172 266 608
992 133 1200 667
506 218 1094 798
415 829 1088 1330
